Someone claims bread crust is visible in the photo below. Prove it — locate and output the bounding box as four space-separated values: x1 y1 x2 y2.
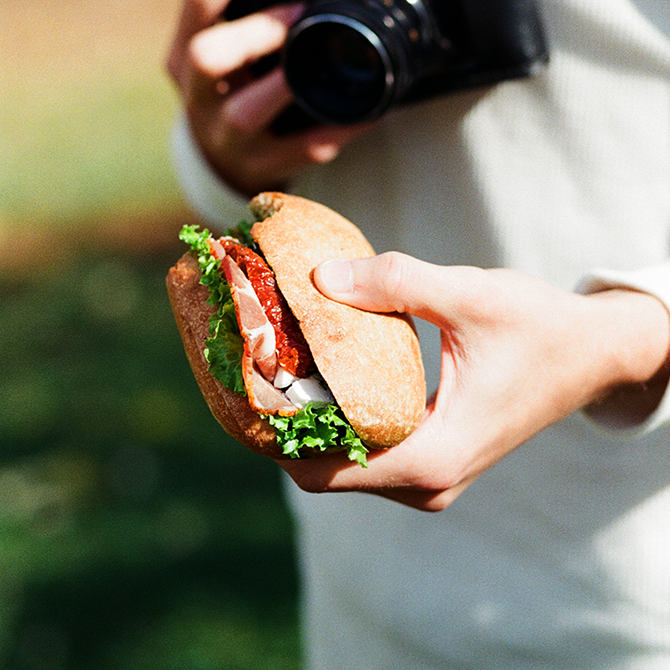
250 193 426 448
166 252 285 458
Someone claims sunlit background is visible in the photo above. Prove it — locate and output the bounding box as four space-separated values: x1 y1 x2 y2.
0 2 300 668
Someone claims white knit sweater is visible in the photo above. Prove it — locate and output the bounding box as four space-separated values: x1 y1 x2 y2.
172 0 670 666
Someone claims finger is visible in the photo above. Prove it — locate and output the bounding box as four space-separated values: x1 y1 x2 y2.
168 0 234 84
301 121 376 162
235 121 375 186
279 446 473 513
278 408 479 513
279 411 445 492
375 477 475 512
188 4 304 83
313 252 458 322
223 68 294 134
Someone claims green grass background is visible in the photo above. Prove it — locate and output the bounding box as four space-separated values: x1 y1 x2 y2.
1 2 301 668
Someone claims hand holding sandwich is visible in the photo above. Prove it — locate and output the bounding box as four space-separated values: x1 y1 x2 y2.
279 253 670 511
166 0 371 196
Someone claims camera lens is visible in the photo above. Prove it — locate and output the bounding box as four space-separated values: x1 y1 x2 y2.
285 16 395 124
285 17 393 124
284 2 423 125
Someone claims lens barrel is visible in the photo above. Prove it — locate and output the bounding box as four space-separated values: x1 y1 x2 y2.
284 1 425 124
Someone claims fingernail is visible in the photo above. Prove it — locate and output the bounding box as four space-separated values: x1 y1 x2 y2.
316 259 353 295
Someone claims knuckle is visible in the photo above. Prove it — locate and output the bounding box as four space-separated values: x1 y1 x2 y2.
406 473 463 512
377 251 413 312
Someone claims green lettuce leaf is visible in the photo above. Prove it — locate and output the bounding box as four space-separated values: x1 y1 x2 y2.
225 219 255 248
267 403 368 467
178 225 368 466
179 225 245 395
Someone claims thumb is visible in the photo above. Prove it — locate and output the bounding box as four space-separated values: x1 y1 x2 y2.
313 252 450 320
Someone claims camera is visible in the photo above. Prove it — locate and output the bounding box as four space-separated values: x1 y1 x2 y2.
225 0 548 129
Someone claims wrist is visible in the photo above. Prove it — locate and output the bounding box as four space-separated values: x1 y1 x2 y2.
583 288 670 428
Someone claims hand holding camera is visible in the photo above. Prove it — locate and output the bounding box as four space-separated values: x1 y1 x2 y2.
167 0 547 195
167 0 373 196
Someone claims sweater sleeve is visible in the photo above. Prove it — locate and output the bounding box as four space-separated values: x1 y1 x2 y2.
170 113 250 233
577 261 670 434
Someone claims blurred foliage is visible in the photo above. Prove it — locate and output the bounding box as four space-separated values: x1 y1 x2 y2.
0 242 301 669
2 3 301 666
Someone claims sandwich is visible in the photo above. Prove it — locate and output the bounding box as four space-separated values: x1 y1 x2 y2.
166 192 425 466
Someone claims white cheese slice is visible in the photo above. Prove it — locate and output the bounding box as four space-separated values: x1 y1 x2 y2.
273 366 301 390
285 377 335 408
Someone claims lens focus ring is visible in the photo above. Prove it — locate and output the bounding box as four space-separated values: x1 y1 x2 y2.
284 1 424 124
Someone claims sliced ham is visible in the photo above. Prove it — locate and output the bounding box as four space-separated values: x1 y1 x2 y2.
242 349 299 416
222 255 278 382
219 238 315 378
209 238 228 260
209 236 327 416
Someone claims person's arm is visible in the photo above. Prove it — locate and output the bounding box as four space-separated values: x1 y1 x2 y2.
278 253 670 512
166 0 371 197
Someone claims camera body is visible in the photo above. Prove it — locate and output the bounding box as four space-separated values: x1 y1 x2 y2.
225 0 548 128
